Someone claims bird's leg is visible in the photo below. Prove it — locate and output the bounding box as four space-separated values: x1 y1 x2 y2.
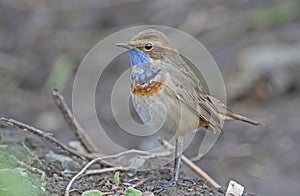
155 136 184 193
172 136 184 182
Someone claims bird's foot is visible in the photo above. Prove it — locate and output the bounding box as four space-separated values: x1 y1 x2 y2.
153 178 177 194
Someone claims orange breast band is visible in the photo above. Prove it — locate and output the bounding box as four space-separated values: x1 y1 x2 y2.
131 81 165 97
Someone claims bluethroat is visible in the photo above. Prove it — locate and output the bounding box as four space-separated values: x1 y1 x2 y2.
117 29 262 187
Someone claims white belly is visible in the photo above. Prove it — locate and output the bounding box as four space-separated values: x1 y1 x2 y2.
131 88 199 137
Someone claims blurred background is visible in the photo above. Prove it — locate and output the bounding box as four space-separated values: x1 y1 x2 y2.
0 0 300 195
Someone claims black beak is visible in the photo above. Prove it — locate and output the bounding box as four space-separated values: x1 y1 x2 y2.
115 43 133 50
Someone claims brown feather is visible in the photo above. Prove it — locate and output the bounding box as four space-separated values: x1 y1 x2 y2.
208 96 264 126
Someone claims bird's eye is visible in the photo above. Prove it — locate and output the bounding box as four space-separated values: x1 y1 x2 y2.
144 43 153 51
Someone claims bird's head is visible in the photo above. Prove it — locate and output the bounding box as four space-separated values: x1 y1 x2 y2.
117 29 174 90
116 29 174 67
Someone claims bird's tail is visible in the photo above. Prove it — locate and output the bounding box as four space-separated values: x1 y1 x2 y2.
208 96 264 126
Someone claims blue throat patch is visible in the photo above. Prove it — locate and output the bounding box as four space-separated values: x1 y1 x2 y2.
129 49 161 85
129 49 151 67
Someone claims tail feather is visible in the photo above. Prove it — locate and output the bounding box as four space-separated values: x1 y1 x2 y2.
208 96 264 126
218 109 264 126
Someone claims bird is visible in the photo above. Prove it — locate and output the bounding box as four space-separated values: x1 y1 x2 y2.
116 29 262 189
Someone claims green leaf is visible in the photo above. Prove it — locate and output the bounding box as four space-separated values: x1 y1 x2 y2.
0 144 49 195
113 171 120 186
81 189 102 196
125 187 142 196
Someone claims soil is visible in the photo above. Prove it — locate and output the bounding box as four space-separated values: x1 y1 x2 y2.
47 164 225 196
0 130 256 196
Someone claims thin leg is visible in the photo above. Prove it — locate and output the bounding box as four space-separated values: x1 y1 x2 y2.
172 136 184 182
154 136 184 193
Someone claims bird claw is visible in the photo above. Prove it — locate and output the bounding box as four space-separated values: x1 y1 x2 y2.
154 178 177 194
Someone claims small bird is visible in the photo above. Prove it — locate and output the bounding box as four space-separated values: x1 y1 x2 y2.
117 29 262 187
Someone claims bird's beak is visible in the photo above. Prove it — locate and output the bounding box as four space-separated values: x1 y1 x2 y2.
116 43 133 50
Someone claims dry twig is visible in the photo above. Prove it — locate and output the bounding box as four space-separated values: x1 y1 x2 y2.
80 166 130 176
10 155 45 175
65 147 174 196
160 139 221 189
0 118 90 161
65 155 130 196
52 89 98 153
22 142 45 167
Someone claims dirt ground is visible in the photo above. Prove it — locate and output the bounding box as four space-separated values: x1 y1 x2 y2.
0 129 257 196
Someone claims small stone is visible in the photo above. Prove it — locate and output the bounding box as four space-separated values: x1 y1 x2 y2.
142 191 154 196
127 172 135 177
45 152 81 171
225 180 244 196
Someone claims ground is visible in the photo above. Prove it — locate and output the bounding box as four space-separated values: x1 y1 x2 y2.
0 130 257 196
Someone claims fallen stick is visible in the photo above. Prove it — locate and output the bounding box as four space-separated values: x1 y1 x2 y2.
10 154 45 176
0 118 90 161
52 89 98 153
22 142 45 168
160 139 221 189
65 156 130 196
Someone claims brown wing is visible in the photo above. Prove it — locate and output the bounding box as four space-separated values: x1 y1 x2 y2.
165 54 223 133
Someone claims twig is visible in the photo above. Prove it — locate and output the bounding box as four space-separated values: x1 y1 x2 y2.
22 142 45 167
181 156 221 188
52 89 98 153
11 154 48 192
0 118 90 161
101 191 116 195
131 179 148 188
65 147 173 195
80 166 130 176
160 139 221 189
65 156 129 196
10 155 45 175
88 148 172 168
